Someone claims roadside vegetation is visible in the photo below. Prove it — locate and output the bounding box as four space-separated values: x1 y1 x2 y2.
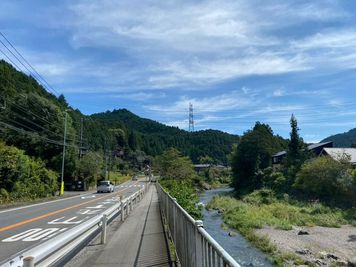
0 142 58 204
154 148 203 219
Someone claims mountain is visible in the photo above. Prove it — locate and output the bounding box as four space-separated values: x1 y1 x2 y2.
92 109 239 164
0 59 238 177
321 128 356 147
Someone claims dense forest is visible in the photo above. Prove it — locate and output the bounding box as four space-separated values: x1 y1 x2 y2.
92 109 239 163
0 59 238 200
321 128 356 147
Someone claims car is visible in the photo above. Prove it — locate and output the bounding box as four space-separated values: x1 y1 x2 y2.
97 180 114 193
132 176 138 181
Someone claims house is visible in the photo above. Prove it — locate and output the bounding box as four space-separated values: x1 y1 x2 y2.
272 141 333 167
194 164 211 173
320 148 356 166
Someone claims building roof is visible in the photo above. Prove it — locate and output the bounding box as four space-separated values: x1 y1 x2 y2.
273 142 333 158
194 164 211 168
307 141 333 150
273 151 287 157
322 148 356 164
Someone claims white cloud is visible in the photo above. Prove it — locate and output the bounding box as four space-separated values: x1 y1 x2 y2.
146 90 257 114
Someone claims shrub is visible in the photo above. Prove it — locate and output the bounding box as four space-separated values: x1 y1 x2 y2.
0 142 58 201
294 156 355 205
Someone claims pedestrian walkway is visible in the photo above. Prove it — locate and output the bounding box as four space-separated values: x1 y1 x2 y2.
66 185 172 267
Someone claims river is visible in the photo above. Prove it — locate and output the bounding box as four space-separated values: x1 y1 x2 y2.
199 187 273 267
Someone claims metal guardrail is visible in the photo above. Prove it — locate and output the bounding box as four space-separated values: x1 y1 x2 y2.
2 185 148 267
157 183 241 267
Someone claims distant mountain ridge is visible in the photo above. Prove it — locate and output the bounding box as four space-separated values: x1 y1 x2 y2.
321 128 356 147
91 109 239 164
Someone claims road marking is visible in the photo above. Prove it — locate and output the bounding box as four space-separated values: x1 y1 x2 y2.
81 195 96 199
0 180 137 214
48 216 89 225
77 209 100 215
2 228 68 242
0 181 140 233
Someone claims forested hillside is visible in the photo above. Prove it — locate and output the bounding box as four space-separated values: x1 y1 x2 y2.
0 60 238 197
321 128 356 147
92 109 239 164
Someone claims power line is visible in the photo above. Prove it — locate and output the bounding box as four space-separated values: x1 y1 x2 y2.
0 32 59 96
0 120 79 148
0 47 22 71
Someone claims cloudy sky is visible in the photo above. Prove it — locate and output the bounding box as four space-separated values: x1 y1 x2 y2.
1 0 355 142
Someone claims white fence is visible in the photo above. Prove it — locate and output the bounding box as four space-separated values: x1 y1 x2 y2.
2 185 148 267
157 183 240 267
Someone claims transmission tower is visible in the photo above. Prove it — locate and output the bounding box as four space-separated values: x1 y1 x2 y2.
189 103 194 132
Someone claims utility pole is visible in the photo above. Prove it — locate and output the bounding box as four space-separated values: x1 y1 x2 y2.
60 110 68 196
79 117 83 159
189 103 194 132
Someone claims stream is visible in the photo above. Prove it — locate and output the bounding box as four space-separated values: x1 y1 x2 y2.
199 187 273 267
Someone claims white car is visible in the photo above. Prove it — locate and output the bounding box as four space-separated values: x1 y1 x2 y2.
97 180 114 193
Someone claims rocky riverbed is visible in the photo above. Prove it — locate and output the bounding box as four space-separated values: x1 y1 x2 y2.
256 225 356 266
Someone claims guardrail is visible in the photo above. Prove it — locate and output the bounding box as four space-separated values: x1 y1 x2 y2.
156 183 240 267
3 184 149 267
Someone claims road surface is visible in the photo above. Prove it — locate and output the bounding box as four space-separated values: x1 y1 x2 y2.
0 179 146 265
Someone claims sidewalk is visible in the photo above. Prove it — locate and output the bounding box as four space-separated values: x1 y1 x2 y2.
66 185 172 267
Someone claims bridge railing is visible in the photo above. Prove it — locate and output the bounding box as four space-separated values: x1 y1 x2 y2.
156 183 240 267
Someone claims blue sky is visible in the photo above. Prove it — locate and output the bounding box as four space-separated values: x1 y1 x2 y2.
1 0 356 142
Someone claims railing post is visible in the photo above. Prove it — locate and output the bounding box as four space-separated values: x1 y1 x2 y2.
101 214 107 244
195 220 204 267
23 256 34 267
172 198 177 243
120 196 125 221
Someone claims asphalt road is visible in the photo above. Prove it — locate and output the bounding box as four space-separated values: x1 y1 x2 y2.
0 179 146 265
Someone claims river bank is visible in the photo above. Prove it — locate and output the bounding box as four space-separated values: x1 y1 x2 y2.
200 187 273 267
206 189 356 266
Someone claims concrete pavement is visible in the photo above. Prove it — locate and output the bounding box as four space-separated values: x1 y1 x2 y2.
66 185 172 267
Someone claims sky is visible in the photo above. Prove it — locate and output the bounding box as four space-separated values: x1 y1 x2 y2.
1 0 356 142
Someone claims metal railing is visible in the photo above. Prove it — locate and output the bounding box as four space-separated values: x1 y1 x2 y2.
157 183 240 267
3 185 148 267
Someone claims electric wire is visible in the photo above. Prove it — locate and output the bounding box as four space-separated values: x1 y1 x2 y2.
0 32 60 96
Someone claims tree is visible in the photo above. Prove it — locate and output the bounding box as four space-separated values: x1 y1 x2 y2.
154 148 196 180
199 155 214 164
284 114 307 186
294 156 355 206
286 115 305 165
231 122 285 193
76 151 103 185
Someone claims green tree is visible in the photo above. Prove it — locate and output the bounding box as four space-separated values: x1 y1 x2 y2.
154 148 196 180
294 156 355 205
286 114 306 168
76 151 103 185
231 122 284 193
199 155 214 164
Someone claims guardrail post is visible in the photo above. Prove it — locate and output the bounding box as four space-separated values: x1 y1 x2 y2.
101 214 107 244
23 256 34 267
172 198 177 243
195 220 204 267
120 196 125 221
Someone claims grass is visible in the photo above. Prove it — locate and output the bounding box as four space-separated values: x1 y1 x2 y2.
109 172 132 185
206 189 355 266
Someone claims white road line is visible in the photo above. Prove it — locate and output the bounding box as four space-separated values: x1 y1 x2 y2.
0 181 135 214
0 192 94 214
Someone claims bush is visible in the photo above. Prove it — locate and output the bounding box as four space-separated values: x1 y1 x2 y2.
0 142 58 202
294 156 355 206
160 179 202 219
